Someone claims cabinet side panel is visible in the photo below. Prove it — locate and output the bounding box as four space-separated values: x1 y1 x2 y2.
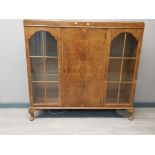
24 27 33 106
130 29 144 106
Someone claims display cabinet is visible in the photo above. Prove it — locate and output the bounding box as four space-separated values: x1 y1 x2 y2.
24 20 144 120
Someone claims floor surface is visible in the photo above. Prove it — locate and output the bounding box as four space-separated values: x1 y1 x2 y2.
0 108 155 134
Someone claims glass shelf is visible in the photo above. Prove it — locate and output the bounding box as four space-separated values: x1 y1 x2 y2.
32 81 58 83
107 81 133 84
30 56 58 58
109 57 136 59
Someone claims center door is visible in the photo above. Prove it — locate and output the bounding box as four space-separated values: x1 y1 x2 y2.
62 28 107 107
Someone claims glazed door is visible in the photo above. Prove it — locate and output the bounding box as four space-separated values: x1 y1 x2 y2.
25 27 61 106
106 29 143 105
62 28 107 107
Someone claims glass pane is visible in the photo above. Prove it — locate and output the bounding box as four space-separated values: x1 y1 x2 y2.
122 59 135 81
108 59 122 81
45 58 58 81
110 33 125 57
124 33 138 57
106 83 119 103
29 31 43 56
31 58 44 81
45 74 58 81
46 83 58 103
44 32 57 56
32 83 45 103
119 83 132 103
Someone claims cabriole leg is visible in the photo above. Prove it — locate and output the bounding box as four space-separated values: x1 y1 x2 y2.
127 109 134 121
29 109 35 121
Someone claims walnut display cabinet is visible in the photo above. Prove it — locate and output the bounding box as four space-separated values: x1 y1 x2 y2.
24 20 145 121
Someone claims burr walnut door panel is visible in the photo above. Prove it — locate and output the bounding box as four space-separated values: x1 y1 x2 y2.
62 28 107 107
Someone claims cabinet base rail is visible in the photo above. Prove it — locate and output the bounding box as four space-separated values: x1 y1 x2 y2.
28 107 134 121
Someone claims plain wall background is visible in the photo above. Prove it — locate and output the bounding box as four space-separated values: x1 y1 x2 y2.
0 19 154 103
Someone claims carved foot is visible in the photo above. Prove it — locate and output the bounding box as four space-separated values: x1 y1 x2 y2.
29 113 34 121
127 109 134 121
128 112 134 121
29 110 35 121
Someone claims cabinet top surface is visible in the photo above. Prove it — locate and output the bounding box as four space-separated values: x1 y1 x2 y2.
24 20 145 28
